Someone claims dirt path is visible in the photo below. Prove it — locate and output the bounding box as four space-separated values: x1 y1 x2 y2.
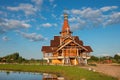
82 64 120 80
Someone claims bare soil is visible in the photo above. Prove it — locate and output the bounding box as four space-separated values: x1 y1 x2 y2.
82 64 120 80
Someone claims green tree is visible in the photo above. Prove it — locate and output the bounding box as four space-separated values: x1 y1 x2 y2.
0 52 26 63
12 52 19 60
88 55 99 63
114 54 120 63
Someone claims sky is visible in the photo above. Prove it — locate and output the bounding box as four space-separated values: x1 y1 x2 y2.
0 0 120 59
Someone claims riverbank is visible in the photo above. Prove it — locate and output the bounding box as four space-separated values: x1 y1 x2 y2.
0 64 117 80
83 64 120 80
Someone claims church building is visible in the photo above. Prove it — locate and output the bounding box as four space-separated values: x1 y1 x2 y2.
41 13 93 65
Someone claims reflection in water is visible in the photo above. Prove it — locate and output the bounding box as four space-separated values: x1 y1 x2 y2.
43 73 64 80
0 70 42 80
0 71 64 80
6 71 10 75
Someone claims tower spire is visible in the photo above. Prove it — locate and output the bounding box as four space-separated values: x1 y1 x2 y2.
60 13 72 36
62 13 70 32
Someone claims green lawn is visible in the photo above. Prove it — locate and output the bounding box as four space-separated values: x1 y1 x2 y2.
0 64 117 80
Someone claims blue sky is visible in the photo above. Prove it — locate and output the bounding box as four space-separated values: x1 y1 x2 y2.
0 0 120 59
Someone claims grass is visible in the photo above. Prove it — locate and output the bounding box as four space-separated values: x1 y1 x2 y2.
0 64 117 80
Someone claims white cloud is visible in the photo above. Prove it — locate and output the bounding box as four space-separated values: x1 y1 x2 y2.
2 36 9 41
32 0 43 5
17 31 46 41
100 6 118 12
69 8 103 26
69 17 77 22
63 9 70 14
71 9 81 14
7 20 30 29
0 18 30 33
7 3 37 15
104 12 120 26
65 6 119 30
31 0 43 11
80 8 101 18
70 19 86 31
41 23 57 27
41 23 52 27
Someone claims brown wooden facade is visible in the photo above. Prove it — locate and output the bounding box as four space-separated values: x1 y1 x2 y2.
41 13 93 65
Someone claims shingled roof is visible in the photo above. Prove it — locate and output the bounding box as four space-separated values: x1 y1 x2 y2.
84 46 93 52
41 36 93 53
41 46 57 53
50 36 60 47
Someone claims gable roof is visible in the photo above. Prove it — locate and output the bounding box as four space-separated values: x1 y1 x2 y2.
41 35 93 53
74 36 83 45
57 39 88 52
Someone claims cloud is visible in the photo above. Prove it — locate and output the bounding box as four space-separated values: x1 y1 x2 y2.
117 53 120 56
39 14 47 20
7 3 37 15
70 19 86 30
41 23 52 27
49 0 54 3
100 6 118 12
2 36 9 41
71 9 81 14
104 12 120 26
68 8 103 29
69 17 78 22
31 0 43 11
41 23 57 27
32 0 43 5
64 6 119 30
0 18 30 33
17 31 46 41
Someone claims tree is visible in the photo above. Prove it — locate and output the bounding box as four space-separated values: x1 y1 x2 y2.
12 52 19 60
0 52 26 63
114 54 120 63
17 57 23 63
88 56 99 63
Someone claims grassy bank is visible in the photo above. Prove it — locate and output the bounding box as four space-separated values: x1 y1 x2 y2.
0 64 117 80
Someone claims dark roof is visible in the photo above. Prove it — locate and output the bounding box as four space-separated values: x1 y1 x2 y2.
84 46 93 52
74 36 83 45
50 36 60 47
41 36 93 53
41 46 57 53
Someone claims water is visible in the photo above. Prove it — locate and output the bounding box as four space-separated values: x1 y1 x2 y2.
0 71 42 80
0 71 64 80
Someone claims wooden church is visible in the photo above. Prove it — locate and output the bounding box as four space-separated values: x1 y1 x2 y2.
41 13 93 65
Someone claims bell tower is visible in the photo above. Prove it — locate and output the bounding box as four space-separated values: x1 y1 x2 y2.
60 13 72 37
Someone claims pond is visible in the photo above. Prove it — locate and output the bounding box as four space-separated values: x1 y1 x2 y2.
0 71 64 80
